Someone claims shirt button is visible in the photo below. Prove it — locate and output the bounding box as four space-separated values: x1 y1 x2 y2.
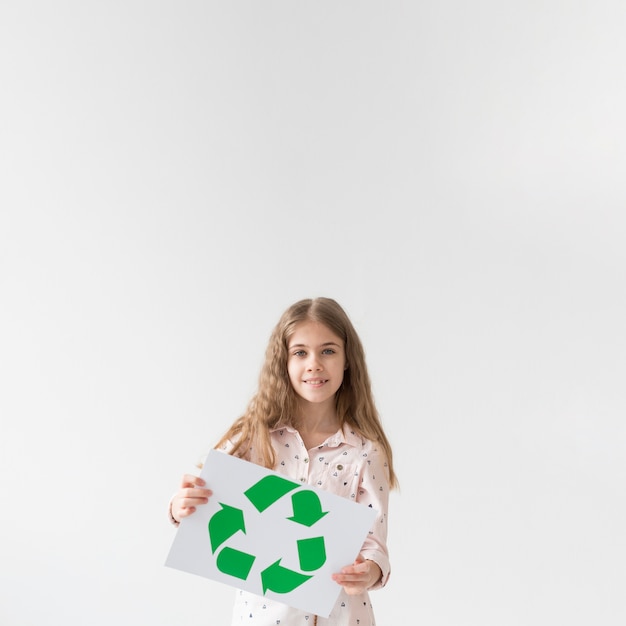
337 464 344 470
300 478 306 482
304 458 309 463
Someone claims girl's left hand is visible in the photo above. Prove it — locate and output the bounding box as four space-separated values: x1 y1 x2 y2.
331 555 381 595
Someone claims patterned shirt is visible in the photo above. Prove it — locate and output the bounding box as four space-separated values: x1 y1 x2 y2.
220 423 391 626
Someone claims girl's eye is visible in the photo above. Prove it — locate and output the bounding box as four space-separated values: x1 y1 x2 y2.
322 348 335 355
293 350 306 357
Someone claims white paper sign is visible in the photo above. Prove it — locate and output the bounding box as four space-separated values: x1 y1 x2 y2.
165 449 378 617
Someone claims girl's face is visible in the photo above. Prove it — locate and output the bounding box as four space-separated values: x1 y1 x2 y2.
286 320 346 408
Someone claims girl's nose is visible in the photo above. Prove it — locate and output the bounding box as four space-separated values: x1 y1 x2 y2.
307 356 322 371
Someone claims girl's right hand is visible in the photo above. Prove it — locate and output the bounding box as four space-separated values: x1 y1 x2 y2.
171 474 213 522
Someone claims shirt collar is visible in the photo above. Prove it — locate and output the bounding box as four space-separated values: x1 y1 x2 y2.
270 422 363 449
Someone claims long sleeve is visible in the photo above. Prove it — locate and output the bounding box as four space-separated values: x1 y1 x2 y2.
355 444 391 589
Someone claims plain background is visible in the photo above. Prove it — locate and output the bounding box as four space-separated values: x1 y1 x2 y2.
1 2 625 625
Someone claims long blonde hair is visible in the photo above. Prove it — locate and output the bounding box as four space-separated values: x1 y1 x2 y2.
215 297 398 489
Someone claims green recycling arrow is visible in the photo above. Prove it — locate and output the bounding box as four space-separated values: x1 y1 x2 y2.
288 489 328 527
208 503 246 553
261 559 312 593
244 475 299 512
297 536 326 571
216 546 256 580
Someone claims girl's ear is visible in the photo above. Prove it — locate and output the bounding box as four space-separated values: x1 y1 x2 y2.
344 363 349 370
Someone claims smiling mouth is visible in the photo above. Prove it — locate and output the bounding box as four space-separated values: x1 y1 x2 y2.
305 379 327 385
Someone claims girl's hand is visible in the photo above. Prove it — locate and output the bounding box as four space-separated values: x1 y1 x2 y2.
171 474 212 522
331 555 382 595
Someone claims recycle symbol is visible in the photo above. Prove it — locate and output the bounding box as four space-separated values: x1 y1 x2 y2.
208 475 328 594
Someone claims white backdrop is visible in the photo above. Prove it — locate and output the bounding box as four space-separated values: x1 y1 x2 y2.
1 2 625 625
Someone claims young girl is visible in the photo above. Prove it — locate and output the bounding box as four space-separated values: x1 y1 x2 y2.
169 297 397 625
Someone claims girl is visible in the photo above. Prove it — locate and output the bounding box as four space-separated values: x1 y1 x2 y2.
169 297 398 625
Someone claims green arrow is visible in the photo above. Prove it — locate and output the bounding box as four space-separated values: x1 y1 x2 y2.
216 546 256 580
261 559 312 594
297 536 326 571
208 503 246 553
288 490 328 527
244 475 300 512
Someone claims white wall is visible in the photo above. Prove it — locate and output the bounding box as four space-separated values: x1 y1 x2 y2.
1 2 625 624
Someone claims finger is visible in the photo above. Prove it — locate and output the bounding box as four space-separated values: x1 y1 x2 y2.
178 489 212 508
333 573 367 585
178 498 209 512
334 572 367 581
177 506 196 518
331 575 368 595
341 561 368 575
181 486 212 499
180 474 206 488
